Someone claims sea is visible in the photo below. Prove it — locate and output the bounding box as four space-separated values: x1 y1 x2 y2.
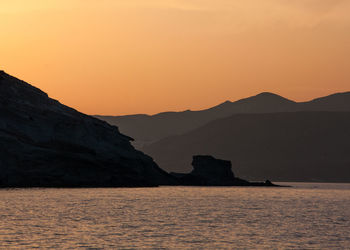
0 183 349 249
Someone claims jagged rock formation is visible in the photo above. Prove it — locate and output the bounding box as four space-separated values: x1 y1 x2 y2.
171 155 276 186
0 71 176 187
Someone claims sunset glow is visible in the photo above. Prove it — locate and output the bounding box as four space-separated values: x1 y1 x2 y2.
1 0 349 115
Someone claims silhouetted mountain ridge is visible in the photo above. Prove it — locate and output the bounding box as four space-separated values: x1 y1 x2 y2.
301 92 350 111
96 91 350 148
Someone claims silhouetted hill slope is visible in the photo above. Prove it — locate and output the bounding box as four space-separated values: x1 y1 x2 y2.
0 71 175 187
96 92 350 148
299 92 350 111
143 112 350 182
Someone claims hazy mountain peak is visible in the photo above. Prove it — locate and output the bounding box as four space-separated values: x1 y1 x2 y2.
256 91 276 95
209 92 293 112
255 92 282 97
249 92 295 103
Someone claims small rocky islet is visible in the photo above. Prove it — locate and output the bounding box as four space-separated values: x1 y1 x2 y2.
171 155 277 186
0 71 277 187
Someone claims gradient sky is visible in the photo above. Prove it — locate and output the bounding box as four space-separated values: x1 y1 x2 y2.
1 0 349 115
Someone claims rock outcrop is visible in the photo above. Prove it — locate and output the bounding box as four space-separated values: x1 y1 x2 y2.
171 155 277 186
0 71 176 187
191 155 235 185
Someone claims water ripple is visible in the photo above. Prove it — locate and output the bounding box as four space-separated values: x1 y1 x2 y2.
0 183 349 249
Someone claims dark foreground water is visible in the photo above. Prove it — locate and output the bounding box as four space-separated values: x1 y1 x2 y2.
0 183 349 249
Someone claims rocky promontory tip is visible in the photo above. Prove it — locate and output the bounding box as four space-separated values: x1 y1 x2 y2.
171 155 279 186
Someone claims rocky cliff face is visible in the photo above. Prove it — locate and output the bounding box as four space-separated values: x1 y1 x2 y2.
0 71 175 187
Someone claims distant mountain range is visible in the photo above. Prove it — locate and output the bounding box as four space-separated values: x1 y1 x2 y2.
97 92 350 182
96 92 350 147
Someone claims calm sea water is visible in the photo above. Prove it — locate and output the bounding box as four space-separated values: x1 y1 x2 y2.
0 183 349 249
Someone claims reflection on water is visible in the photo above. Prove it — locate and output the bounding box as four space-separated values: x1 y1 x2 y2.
0 183 349 249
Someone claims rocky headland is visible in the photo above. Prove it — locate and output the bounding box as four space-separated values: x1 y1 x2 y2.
0 71 177 187
171 155 278 186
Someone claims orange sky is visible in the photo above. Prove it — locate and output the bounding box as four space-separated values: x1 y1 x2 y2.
1 0 349 115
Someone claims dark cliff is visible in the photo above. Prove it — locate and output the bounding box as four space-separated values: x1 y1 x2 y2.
0 71 176 187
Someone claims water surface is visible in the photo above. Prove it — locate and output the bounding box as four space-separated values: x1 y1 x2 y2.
0 183 349 249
